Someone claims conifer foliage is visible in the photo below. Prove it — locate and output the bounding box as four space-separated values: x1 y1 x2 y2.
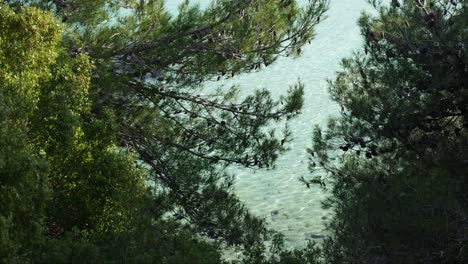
308 0 467 263
0 0 328 262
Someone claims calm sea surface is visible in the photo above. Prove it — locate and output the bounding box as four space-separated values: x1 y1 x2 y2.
166 0 375 248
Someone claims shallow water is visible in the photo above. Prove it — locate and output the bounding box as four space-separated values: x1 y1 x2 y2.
166 0 374 248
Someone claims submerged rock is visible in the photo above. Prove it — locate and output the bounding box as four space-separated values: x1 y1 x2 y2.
304 233 325 240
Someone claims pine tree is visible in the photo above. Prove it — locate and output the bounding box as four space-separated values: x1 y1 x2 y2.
51 0 327 255
1 1 329 262
307 0 467 263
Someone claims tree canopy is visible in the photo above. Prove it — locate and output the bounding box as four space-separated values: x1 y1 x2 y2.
5 0 468 263
0 0 329 263
307 0 467 263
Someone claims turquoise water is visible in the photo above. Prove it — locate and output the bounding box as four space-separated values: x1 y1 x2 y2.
166 0 373 248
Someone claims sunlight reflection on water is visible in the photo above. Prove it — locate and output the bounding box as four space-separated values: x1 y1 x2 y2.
165 0 377 248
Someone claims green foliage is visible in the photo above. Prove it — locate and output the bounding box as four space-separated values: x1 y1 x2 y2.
33 216 224 264
0 5 60 262
307 0 468 263
60 0 327 258
1 0 330 263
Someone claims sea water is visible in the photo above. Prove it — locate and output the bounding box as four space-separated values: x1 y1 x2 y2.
166 0 374 248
